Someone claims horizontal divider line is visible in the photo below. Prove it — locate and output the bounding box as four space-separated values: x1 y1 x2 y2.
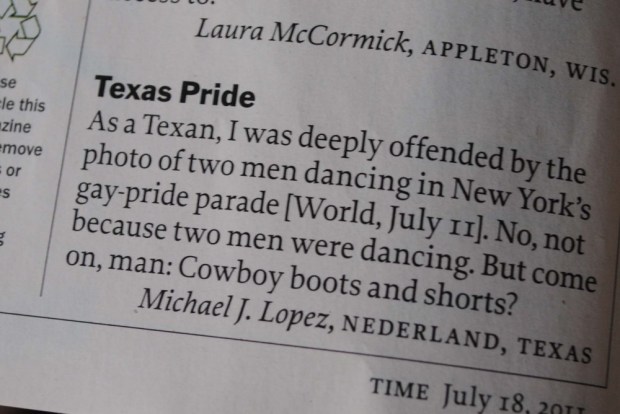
0 310 606 389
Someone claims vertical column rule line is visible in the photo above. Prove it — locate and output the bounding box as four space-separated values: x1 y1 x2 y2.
40 0 93 297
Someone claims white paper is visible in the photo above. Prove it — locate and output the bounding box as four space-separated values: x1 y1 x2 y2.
1 0 619 412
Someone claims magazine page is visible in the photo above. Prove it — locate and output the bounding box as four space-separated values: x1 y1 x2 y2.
1 0 619 412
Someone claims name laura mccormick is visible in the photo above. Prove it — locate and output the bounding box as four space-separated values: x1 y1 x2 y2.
195 18 414 58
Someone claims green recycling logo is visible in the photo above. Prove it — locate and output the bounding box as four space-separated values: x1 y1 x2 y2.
0 0 41 61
